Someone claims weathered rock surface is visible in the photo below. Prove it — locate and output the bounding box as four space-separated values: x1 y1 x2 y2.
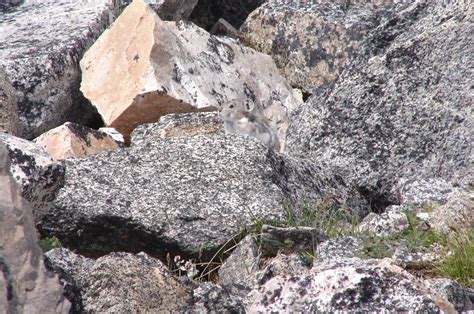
429 190 473 236
240 0 399 93
425 278 474 313
286 1 473 210
248 257 455 312
81 0 300 144
34 122 119 160
0 0 22 12
316 236 363 261
0 0 121 139
210 18 239 38
149 0 198 21
131 112 223 144
0 66 18 135
190 0 265 30
40 113 365 260
45 248 191 313
0 133 65 217
358 205 410 237
0 142 70 313
218 235 260 288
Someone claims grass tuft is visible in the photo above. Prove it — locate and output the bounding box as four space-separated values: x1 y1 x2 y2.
39 236 62 252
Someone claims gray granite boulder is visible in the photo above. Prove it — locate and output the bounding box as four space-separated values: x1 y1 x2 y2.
0 0 122 139
286 1 473 211
424 278 474 313
247 257 455 312
240 0 399 93
40 112 366 260
358 205 410 237
316 236 363 261
0 66 18 135
45 248 191 313
0 133 65 218
0 142 70 313
190 0 265 30
0 0 22 12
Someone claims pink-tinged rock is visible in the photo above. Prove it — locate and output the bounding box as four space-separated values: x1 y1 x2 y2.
80 0 301 144
34 122 119 161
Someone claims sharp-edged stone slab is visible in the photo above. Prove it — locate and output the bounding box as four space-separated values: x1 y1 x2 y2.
80 0 301 144
0 142 70 313
34 122 119 160
0 133 65 217
0 0 122 139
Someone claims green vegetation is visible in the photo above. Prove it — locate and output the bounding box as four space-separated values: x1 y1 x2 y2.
437 230 474 288
39 236 62 252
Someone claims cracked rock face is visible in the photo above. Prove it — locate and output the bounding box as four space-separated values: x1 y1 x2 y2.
45 248 191 313
40 112 365 259
0 142 70 313
0 0 121 139
286 1 473 209
80 0 301 144
240 0 399 93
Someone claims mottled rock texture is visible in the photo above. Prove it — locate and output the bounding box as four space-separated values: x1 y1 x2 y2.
190 0 265 30
0 142 70 313
358 205 409 237
248 257 455 312
81 0 300 144
34 122 119 160
241 0 399 93
0 0 22 12
316 236 363 261
0 133 65 217
40 113 365 260
286 1 473 211
0 66 18 135
0 0 121 139
425 278 474 313
45 248 191 313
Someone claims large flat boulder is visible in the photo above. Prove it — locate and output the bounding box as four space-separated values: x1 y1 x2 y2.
286 1 473 209
0 142 70 313
240 0 399 93
0 0 123 139
39 112 365 260
80 0 301 144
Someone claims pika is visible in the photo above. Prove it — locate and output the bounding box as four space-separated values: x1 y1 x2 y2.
218 99 280 151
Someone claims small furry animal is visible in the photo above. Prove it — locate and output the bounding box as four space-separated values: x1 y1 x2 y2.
218 99 280 151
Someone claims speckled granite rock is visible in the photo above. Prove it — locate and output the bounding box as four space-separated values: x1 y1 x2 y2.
0 142 70 313
316 236 363 261
286 1 473 211
130 112 223 144
39 113 366 259
424 278 474 313
429 190 473 236
240 0 399 93
45 248 191 313
0 0 121 139
190 0 265 30
0 133 64 217
358 205 410 237
0 66 18 135
150 0 198 20
190 282 246 313
81 0 300 145
34 122 119 160
247 257 455 312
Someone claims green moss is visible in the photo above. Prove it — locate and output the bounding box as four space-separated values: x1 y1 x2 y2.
39 236 62 252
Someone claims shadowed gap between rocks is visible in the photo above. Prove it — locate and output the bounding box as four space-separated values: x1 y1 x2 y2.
38 213 247 275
